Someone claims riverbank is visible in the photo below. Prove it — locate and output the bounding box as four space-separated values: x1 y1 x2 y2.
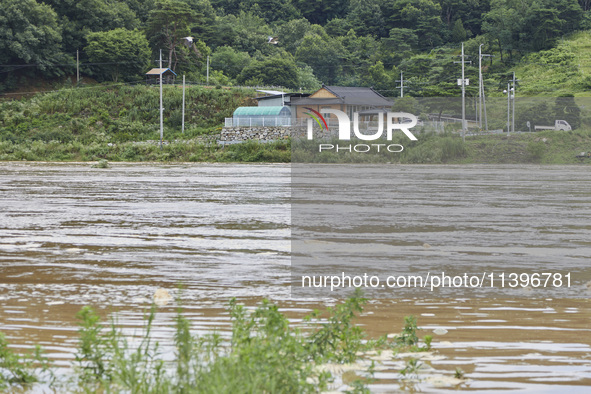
2 85 591 164
2 130 590 164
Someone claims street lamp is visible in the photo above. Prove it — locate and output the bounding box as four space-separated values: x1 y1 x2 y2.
503 85 514 135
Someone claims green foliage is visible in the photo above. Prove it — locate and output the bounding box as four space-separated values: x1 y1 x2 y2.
210 46 251 79
526 141 546 162
276 18 311 54
146 0 205 72
294 0 350 25
45 0 139 54
451 18 469 42
210 12 273 56
0 0 64 76
382 0 444 49
85 28 151 82
91 159 110 168
397 316 420 347
554 95 581 129
346 0 386 37
0 332 52 389
295 29 345 84
75 306 111 382
237 56 300 88
440 137 468 162
400 358 422 378
307 288 368 363
483 0 583 61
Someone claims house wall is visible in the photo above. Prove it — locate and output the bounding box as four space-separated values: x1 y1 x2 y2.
291 103 391 124
292 103 347 124
309 88 337 98
257 97 284 107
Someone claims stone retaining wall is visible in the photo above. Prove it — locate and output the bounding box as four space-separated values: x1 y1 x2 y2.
220 126 340 143
220 126 291 142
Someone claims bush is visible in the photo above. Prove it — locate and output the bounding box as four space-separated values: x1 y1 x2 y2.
0 290 442 392
526 141 545 162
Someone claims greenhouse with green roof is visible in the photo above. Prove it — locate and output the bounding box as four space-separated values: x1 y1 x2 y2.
227 106 292 127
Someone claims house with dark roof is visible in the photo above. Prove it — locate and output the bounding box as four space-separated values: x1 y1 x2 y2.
290 85 393 122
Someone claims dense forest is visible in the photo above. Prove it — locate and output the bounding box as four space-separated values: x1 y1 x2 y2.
1 0 590 96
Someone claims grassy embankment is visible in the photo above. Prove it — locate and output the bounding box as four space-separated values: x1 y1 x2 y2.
0 84 290 163
292 128 591 164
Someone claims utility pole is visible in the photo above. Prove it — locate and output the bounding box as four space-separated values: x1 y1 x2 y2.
76 50 80 86
511 72 519 134
159 49 163 149
506 82 511 135
478 44 492 131
182 74 186 134
206 55 210 85
454 43 471 142
396 72 404 98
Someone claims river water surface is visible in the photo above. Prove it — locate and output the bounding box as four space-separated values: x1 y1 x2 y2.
0 163 590 392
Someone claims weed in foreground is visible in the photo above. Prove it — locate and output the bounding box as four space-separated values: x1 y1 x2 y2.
0 332 53 390
1 290 442 392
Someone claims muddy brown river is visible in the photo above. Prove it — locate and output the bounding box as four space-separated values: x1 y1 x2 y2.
1 163 590 392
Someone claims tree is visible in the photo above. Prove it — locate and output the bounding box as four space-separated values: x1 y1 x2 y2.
237 57 300 88
483 0 582 58
554 95 581 129
482 0 522 62
0 0 64 75
296 64 321 90
237 0 302 24
579 0 591 11
43 0 139 53
210 46 251 79
146 0 199 71
451 18 468 42
295 29 345 84
124 0 158 23
85 28 151 82
379 28 418 66
439 0 491 37
523 4 565 51
210 12 274 56
382 0 444 49
360 61 394 92
346 0 386 37
276 18 311 55
294 0 350 25
338 29 380 84
180 0 218 46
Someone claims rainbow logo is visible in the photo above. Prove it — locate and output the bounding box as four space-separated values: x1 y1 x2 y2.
303 107 328 130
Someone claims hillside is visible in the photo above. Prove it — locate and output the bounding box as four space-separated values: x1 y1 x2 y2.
0 84 289 162
2 0 590 95
508 31 591 97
